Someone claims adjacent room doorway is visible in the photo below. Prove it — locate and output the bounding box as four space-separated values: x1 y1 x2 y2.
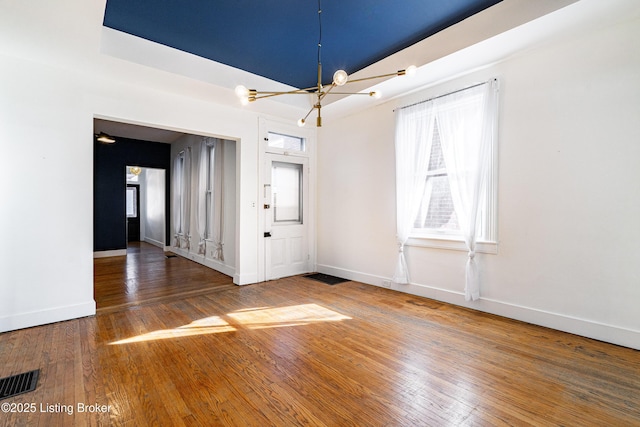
126 183 141 242
125 166 167 249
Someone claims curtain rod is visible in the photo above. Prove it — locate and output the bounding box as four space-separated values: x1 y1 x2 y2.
394 78 497 112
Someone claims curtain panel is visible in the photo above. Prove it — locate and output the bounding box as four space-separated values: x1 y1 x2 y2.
394 79 498 300
196 139 213 255
393 102 436 284
195 138 225 260
181 147 192 250
172 148 192 249
171 152 183 247
434 80 498 300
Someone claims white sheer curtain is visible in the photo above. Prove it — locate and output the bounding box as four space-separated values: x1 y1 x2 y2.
180 147 192 249
196 138 214 255
211 141 225 261
195 138 225 260
393 102 436 284
171 152 183 247
435 79 498 300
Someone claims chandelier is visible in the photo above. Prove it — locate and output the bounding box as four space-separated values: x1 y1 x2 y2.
235 1 416 127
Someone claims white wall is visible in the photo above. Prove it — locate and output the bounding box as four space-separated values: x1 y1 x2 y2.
317 14 640 349
0 0 265 332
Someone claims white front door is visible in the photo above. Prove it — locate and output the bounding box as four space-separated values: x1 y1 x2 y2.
265 154 310 280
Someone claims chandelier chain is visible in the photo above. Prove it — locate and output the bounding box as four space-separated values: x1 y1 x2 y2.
317 0 322 67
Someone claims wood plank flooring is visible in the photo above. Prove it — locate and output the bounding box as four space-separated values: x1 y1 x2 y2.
1 245 639 426
93 242 235 312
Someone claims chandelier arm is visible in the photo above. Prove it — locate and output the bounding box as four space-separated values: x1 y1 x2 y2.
252 91 311 101
343 71 405 84
318 83 336 102
255 91 310 99
301 105 316 122
328 92 379 95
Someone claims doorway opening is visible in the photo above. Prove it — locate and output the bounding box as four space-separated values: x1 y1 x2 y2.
94 117 238 309
126 166 166 249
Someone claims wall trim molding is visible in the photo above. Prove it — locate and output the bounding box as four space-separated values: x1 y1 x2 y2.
0 301 96 333
234 273 257 286
143 237 165 249
316 263 639 350
171 247 237 282
93 249 127 258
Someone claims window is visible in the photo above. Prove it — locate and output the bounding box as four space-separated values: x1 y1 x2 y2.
195 138 226 260
272 162 303 224
172 149 190 245
396 80 498 251
413 120 460 233
176 153 185 234
126 186 138 218
203 143 214 239
267 132 305 153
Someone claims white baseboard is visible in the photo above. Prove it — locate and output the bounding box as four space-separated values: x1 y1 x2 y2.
93 249 127 258
316 263 640 351
170 247 238 282
143 237 165 249
234 273 258 286
0 301 96 333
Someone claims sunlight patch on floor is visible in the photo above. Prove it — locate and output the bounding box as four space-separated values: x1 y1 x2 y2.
110 304 351 344
227 303 352 330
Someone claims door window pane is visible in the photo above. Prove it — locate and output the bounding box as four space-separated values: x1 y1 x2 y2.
126 187 137 218
272 162 302 223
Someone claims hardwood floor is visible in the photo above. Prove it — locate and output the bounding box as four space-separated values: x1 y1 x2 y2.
1 247 639 426
93 242 236 312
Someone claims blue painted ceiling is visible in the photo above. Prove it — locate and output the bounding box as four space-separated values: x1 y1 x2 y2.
103 0 501 89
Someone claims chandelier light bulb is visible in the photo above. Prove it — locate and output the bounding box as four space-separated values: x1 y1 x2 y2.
405 65 417 76
240 96 249 106
235 85 249 98
333 69 349 86
297 118 306 127
370 90 382 99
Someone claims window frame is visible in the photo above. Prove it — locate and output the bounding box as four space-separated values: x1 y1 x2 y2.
404 81 499 254
271 161 304 225
204 143 214 240
266 131 306 155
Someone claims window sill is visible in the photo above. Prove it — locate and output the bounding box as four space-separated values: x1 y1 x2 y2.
406 236 498 254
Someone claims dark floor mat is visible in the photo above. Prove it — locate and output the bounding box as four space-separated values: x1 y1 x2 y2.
305 273 350 285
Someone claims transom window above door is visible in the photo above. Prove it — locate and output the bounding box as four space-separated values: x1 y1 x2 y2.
267 132 305 153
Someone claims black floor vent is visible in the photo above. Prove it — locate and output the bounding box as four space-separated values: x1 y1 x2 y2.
0 370 40 400
305 273 350 286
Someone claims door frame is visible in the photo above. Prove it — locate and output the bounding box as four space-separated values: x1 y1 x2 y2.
264 153 310 280
126 183 141 242
257 118 316 282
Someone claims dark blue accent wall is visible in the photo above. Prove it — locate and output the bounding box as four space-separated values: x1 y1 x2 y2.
93 137 171 251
